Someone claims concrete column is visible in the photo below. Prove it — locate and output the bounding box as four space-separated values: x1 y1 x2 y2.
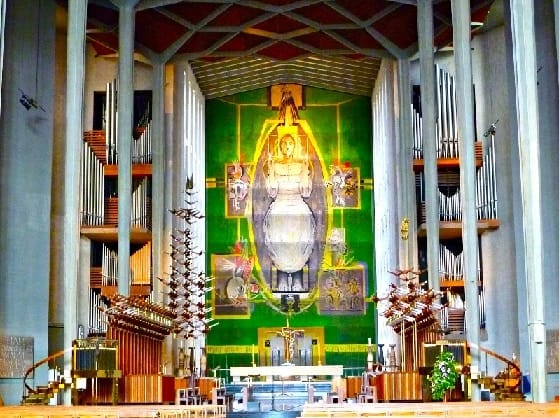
554 0 559 85
161 64 175 373
173 64 187 235
451 0 481 401
117 3 136 295
151 61 165 302
372 62 399 347
163 64 174 280
509 0 547 403
63 0 87 405
396 59 418 271
171 62 189 363
417 0 440 292
0 0 5 116
171 64 187 374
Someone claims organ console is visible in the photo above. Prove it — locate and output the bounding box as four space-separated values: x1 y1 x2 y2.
71 338 121 405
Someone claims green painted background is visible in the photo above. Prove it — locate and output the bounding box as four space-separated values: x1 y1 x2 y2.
204 86 375 377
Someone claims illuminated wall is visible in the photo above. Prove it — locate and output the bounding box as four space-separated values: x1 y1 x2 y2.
204 86 375 375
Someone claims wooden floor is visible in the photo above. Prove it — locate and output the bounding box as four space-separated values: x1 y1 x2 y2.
0 404 225 418
297 401 559 417
1 402 559 418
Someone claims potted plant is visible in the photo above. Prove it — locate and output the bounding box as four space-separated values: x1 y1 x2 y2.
428 351 459 401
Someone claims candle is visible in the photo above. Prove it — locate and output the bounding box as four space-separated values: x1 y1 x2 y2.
368 338 372 346
251 344 255 365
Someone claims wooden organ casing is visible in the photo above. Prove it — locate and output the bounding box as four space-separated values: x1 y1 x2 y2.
88 295 178 405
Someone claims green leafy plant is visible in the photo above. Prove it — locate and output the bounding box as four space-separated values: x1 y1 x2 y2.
428 351 459 400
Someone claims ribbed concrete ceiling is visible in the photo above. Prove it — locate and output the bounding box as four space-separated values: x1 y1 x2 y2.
59 0 496 99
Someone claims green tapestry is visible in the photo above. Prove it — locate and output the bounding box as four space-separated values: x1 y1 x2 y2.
204 86 375 373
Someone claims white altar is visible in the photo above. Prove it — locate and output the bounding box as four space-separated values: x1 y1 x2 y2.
229 365 343 382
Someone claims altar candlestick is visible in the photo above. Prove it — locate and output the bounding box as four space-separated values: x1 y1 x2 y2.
367 338 374 370
251 344 255 366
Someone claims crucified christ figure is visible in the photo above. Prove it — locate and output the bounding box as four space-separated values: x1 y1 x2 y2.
277 318 304 365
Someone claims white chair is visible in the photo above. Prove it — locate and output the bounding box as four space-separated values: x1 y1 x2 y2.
358 385 377 403
211 387 227 410
327 392 340 404
176 388 188 405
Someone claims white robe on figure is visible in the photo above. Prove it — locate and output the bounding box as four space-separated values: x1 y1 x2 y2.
263 159 315 278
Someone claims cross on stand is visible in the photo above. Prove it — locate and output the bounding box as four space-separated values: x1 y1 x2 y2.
277 317 304 365
272 316 305 410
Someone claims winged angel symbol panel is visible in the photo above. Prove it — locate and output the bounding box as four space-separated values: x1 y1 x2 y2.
212 254 251 319
249 113 328 301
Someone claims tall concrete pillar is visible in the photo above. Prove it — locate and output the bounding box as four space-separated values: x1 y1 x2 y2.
396 59 418 272
0 0 5 116
509 0 547 403
451 0 481 401
63 0 87 405
372 62 399 348
417 0 440 292
151 61 165 302
117 2 136 295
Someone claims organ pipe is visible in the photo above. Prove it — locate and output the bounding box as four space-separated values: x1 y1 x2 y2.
99 242 151 288
413 66 497 221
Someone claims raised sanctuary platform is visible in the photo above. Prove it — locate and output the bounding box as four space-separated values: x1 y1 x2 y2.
226 380 333 412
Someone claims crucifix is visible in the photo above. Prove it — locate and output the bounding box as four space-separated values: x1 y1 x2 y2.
277 317 304 365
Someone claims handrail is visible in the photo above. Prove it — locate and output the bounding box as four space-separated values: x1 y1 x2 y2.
468 342 521 374
23 347 72 394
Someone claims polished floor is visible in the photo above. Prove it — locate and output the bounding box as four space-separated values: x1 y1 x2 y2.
3 401 559 418
226 412 299 418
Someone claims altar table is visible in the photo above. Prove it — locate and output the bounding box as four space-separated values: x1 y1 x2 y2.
229 365 343 382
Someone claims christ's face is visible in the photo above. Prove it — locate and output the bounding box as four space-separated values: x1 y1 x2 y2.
280 135 295 156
